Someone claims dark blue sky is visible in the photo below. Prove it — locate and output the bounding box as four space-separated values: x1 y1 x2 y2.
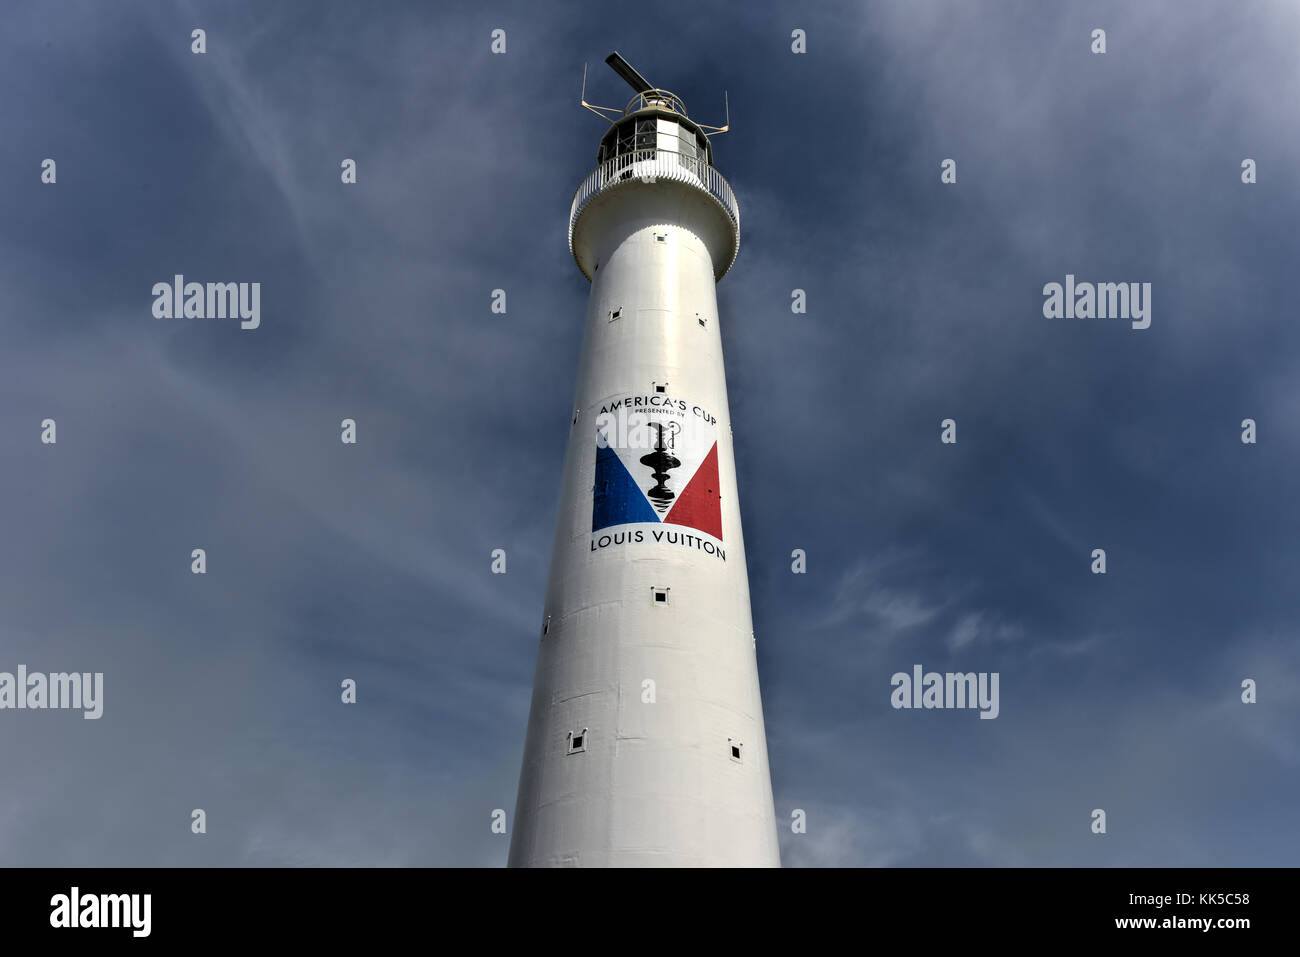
2 0 1297 865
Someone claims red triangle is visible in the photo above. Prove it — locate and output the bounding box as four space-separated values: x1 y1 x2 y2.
665 441 722 540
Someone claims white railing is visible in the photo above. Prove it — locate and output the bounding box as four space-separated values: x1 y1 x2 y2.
623 90 690 117
568 149 740 247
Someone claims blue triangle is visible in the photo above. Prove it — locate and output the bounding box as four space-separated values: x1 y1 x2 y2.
593 441 660 532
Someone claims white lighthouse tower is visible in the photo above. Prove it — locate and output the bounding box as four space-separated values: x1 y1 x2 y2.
508 53 780 867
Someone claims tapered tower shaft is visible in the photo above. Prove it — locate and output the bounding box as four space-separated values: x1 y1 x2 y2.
509 62 779 867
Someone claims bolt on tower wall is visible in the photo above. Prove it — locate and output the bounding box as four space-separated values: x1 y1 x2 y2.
508 55 780 867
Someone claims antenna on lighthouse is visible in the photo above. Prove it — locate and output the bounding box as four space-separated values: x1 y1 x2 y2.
579 62 624 122
578 51 731 134
697 90 730 138
605 51 653 93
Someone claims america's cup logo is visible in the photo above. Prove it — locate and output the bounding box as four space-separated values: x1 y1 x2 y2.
591 395 722 540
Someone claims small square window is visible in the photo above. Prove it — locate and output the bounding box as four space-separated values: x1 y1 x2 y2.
655 384 666 394
568 728 588 754
655 232 667 243
609 307 622 321
542 615 551 636
729 740 743 762
697 314 707 327
652 587 669 605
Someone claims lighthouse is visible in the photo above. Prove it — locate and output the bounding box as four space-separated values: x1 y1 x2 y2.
508 53 780 867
